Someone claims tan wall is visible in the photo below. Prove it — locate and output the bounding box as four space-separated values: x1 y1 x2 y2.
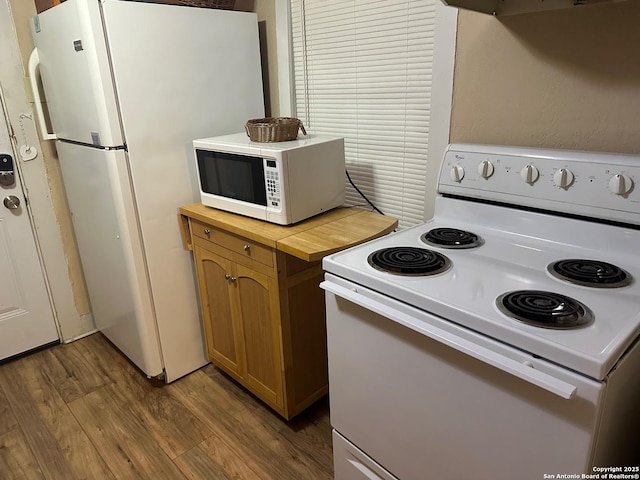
235 0 279 115
450 2 640 154
10 0 91 316
253 0 279 116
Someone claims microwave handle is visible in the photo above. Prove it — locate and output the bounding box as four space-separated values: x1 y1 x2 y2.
322 281 578 400
28 48 57 141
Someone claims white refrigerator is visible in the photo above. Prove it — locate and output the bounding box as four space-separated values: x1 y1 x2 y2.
29 0 265 382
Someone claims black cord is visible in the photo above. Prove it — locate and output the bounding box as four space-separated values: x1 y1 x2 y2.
345 169 384 215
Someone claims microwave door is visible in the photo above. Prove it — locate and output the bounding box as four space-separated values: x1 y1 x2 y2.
197 151 267 206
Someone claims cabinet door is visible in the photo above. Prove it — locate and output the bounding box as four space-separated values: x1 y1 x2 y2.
232 264 283 408
193 245 243 377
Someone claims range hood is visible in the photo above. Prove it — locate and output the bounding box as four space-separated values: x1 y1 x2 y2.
440 0 630 16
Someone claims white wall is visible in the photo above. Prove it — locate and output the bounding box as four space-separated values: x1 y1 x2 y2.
424 2 457 219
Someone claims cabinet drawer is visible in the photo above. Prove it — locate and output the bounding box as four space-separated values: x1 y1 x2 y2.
191 220 273 267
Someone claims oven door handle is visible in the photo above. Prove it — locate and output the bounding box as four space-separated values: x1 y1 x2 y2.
322 281 578 400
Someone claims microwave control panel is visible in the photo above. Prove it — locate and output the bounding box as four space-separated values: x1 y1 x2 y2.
265 159 281 208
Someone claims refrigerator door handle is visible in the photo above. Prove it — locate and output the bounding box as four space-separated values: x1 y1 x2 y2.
28 49 57 141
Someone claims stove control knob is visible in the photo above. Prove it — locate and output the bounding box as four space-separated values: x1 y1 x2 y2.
520 164 540 184
608 173 633 195
477 160 494 179
449 165 465 183
553 168 574 189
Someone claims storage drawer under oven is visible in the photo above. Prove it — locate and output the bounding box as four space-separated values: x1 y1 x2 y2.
322 275 605 480
332 430 398 480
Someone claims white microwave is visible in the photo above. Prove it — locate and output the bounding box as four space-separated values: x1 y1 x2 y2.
193 133 346 225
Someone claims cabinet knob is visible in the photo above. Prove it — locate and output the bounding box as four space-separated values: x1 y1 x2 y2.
224 274 237 282
243 244 251 252
203 228 210 235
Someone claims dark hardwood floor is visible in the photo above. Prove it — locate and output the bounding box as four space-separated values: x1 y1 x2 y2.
0 333 333 480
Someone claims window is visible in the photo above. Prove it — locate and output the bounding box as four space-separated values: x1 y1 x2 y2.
290 0 437 227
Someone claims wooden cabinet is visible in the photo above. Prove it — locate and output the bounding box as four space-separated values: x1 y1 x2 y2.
194 247 241 376
180 205 398 419
191 221 326 418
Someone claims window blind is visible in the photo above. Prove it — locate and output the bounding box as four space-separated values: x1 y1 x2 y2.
290 0 436 228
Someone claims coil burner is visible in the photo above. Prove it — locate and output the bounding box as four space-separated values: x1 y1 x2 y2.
367 247 452 276
421 228 483 249
548 259 632 288
497 290 594 329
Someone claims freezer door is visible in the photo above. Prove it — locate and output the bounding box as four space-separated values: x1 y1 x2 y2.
56 142 163 378
31 0 123 147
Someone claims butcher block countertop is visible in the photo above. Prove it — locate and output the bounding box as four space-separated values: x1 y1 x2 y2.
178 203 398 262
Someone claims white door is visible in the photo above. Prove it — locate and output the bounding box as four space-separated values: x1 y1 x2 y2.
54 141 163 378
102 0 263 381
0 100 59 360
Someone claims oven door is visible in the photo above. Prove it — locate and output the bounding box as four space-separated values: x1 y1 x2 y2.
322 274 605 480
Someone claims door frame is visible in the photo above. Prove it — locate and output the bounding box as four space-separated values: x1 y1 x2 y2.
0 0 94 341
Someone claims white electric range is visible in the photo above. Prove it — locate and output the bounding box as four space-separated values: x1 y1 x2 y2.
322 144 640 479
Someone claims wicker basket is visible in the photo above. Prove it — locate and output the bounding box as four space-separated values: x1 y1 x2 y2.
143 0 236 9
245 117 307 142
178 0 235 8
